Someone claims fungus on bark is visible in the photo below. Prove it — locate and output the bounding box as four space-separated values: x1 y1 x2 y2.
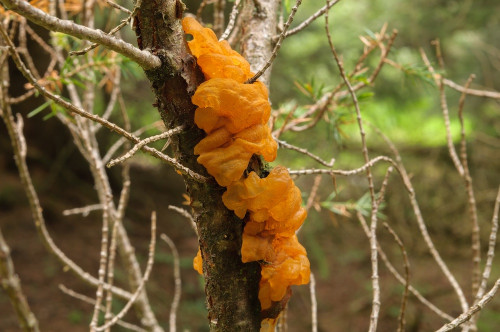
183 17 310 329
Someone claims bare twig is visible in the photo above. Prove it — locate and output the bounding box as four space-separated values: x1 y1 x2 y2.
324 4 379 330
0 228 40 332
370 123 469 313
196 0 210 20
456 74 481 299
59 285 147 332
245 0 303 84
436 278 500 332
103 0 131 14
280 0 341 39
0 27 206 182
358 214 454 322
95 212 157 332
104 171 129 329
7 89 36 104
168 205 197 235
70 2 138 56
443 78 500 99
0 0 161 69
475 186 500 302
89 200 111 331
62 204 104 216
289 156 396 177
161 234 182 332
220 0 241 41
419 47 464 176
382 222 410 332
277 139 335 167
24 23 57 58
0 62 133 302
102 122 158 164
305 175 322 212
310 272 318 332
367 29 398 84
213 0 226 36
107 126 185 168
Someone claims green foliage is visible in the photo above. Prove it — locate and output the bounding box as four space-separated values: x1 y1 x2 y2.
271 0 498 148
321 191 386 219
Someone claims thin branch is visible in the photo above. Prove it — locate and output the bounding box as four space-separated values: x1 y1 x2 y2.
310 272 318 332
103 0 131 15
196 0 210 20
62 204 104 216
102 122 158 164
370 123 469 314
1 27 138 308
283 28 396 134
382 222 410 332
7 89 36 104
70 4 137 56
160 234 182 332
96 65 122 127
104 205 123 327
435 278 500 332
95 212 157 332
168 205 197 236
213 0 226 36
475 186 500 302
58 285 147 332
358 213 453 322
367 29 398 84
419 47 464 176
324 4 379 329
219 0 241 41
457 74 481 299
0 0 161 69
245 0 303 84
89 198 111 331
305 175 322 212
443 78 500 99
277 139 335 167
107 126 185 168
280 0 341 39
0 71 133 302
289 156 396 177
24 23 58 58
0 228 40 332
0 28 206 182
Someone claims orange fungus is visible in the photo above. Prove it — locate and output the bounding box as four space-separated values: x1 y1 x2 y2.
193 248 203 275
183 17 309 318
223 167 310 309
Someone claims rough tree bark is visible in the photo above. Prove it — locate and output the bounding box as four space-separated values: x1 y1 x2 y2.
133 0 270 330
240 0 280 86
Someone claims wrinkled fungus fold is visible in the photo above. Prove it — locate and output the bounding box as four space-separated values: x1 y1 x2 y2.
183 17 310 326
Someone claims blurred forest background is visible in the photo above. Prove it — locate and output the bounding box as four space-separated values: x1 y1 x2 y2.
1 0 499 331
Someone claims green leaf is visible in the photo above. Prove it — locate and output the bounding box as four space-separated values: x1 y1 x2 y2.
28 100 53 118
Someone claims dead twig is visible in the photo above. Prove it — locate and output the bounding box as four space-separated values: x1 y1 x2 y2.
94 212 157 331
436 278 500 332
161 234 182 332
324 4 380 330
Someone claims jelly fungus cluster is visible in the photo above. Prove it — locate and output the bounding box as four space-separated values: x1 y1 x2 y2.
183 17 310 313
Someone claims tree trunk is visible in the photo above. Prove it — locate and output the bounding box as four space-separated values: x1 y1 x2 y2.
134 0 262 330
240 0 280 87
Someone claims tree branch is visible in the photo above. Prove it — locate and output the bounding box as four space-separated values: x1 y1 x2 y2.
0 0 161 69
0 228 40 332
